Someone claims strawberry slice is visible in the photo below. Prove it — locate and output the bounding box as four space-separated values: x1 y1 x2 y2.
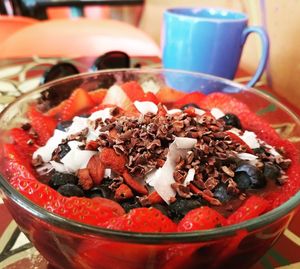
60 88 95 121
10 176 124 227
156 87 185 104
88 88 107 104
27 106 57 145
10 128 38 157
106 207 177 233
177 206 226 232
227 196 270 225
2 144 36 180
173 92 206 109
121 81 145 102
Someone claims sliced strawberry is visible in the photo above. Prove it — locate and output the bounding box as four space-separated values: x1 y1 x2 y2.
178 206 226 232
10 176 124 227
2 143 36 180
106 207 177 233
60 88 95 121
121 81 145 101
142 92 159 104
89 103 115 114
156 87 185 104
10 128 38 157
227 196 270 225
88 88 107 104
173 92 206 109
27 106 57 145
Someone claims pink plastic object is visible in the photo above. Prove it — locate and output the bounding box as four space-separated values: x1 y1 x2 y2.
0 15 37 42
0 18 160 58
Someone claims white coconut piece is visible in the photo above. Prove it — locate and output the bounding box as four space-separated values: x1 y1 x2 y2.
148 137 197 203
50 161 68 173
89 107 112 121
237 153 258 161
241 131 260 149
183 168 195 186
102 85 131 108
61 141 96 173
134 101 158 115
211 108 225 119
195 108 206 116
104 169 112 178
174 137 197 149
67 116 89 135
32 129 67 162
167 109 182 114
141 80 160 94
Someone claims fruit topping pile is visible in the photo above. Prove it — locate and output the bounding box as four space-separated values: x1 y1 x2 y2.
3 81 299 233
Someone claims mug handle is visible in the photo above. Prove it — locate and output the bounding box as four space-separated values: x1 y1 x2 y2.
241 26 269 87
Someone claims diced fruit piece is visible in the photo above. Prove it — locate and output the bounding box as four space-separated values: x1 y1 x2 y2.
27 106 57 145
227 196 270 225
60 88 95 121
114 183 134 201
10 176 124 226
106 207 177 232
178 206 226 232
173 92 206 109
121 81 145 101
86 154 105 185
88 88 107 104
156 87 185 104
99 148 126 174
122 170 148 195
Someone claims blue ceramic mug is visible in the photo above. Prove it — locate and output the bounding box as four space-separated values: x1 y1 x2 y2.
162 8 269 87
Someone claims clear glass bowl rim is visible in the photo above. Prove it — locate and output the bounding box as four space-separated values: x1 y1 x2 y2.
0 68 299 244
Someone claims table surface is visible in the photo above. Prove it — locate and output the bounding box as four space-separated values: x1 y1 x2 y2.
0 56 299 269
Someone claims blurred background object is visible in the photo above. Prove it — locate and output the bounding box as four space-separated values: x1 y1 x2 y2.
139 0 300 107
0 18 160 58
0 0 144 26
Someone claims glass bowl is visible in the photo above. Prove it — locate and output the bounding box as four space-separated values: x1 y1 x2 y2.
0 69 300 269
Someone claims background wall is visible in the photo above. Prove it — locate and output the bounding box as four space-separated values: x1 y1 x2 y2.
140 0 300 108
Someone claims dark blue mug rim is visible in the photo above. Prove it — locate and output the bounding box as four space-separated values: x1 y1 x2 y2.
165 7 248 22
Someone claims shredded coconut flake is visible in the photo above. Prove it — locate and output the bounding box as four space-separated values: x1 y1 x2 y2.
134 101 158 115
183 168 195 186
211 108 225 119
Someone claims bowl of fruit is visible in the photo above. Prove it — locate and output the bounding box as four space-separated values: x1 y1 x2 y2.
0 69 300 269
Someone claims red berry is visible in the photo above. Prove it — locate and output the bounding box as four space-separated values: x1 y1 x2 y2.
106 207 177 233
178 206 226 232
27 106 57 145
227 196 270 225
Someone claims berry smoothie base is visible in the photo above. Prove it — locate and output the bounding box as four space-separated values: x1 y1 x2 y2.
1 80 300 269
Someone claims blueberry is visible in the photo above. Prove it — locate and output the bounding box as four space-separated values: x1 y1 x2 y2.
181 103 201 110
58 143 71 159
57 183 84 197
168 197 204 221
235 164 266 189
213 184 231 203
253 147 266 155
56 120 72 131
120 198 141 213
87 186 113 199
234 173 251 190
49 172 78 189
220 113 242 129
264 163 281 180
